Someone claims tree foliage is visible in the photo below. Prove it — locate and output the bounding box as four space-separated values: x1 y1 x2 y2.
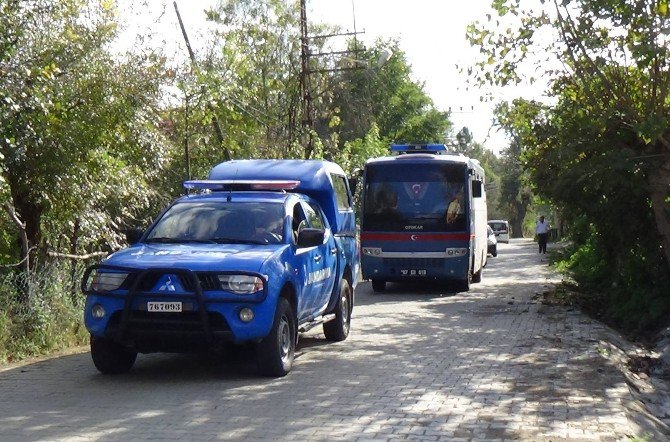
469 0 670 332
0 0 173 274
329 40 452 148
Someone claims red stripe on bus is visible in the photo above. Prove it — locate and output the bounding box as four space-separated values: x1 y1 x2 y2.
360 232 472 241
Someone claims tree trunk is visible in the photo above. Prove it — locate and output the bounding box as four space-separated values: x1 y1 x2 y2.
510 193 531 238
647 158 670 270
3 202 31 301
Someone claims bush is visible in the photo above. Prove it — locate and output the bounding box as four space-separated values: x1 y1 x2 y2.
555 220 670 339
0 261 89 364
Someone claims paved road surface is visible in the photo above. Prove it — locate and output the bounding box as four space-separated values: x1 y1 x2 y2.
0 239 651 440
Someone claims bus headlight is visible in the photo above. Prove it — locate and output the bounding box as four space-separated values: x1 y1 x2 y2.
362 247 382 257
218 275 263 294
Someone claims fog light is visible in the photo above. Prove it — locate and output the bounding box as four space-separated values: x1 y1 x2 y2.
239 307 254 323
91 304 105 319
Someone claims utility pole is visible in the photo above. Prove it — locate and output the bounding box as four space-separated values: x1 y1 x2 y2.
298 0 364 160
174 1 232 162
299 0 313 159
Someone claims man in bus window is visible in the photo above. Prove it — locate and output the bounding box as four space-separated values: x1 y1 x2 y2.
378 186 401 220
446 187 464 224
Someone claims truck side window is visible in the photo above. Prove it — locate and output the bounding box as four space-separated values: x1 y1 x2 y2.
331 174 352 210
304 203 325 230
292 203 308 243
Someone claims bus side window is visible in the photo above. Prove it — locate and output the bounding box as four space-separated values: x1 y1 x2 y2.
472 180 483 198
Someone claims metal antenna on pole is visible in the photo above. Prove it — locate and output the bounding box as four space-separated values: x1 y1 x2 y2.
173 1 232 162
298 0 365 159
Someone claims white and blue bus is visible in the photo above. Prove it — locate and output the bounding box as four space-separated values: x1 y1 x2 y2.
360 144 488 292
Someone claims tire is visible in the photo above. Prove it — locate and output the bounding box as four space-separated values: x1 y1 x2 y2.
456 270 472 293
472 267 482 283
492 245 497 257
90 336 137 374
256 298 296 377
324 279 352 341
371 279 386 292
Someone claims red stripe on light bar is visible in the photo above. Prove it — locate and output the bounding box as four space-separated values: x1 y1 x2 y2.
183 180 300 190
360 232 472 241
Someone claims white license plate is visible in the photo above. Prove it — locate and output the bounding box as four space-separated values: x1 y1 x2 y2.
147 302 182 312
400 269 427 276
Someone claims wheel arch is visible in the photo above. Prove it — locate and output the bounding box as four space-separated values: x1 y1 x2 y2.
279 282 298 320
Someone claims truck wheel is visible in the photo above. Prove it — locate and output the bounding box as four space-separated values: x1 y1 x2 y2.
324 279 351 341
256 298 295 377
371 279 386 292
90 336 137 374
492 245 497 257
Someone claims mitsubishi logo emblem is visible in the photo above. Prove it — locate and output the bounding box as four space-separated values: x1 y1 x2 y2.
159 276 177 292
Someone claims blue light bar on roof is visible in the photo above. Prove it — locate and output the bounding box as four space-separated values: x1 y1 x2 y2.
183 180 300 191
390 144 447 153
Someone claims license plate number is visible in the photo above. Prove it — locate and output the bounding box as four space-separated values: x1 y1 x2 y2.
400 269 427 276
147 302 182 312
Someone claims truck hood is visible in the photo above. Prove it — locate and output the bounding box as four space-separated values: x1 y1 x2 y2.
102 243 283 273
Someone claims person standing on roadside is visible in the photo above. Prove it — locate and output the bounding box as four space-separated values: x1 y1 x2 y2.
535 215 550 254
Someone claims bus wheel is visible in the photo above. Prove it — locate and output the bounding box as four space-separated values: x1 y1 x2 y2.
457 272 471 292
371 279 386 292
472 268 482 283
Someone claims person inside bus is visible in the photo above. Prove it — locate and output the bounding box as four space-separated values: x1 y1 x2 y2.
377 186 401 220
445 187 464 224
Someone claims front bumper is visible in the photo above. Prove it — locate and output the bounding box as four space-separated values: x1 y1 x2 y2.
83 265 276 352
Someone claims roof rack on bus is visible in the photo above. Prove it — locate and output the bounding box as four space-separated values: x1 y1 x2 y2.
390 144 448 154
183 179 300 191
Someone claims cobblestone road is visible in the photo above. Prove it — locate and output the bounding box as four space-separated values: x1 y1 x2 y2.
0 240 654 440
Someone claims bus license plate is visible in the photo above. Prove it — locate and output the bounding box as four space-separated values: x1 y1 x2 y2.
400 269 427 276
147 302 182 312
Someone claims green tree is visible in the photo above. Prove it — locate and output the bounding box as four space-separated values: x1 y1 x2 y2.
329 40 452 147
0 0 171 278
493 100 545 237
468 0 670 267
468 0 670 331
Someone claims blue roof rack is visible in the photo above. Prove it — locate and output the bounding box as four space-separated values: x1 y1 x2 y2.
390 144 447 154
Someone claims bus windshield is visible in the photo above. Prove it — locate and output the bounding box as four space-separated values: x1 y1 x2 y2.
362 162 467 232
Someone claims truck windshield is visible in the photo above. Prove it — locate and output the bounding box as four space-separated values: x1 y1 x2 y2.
362 162 467 232
146 201 284 244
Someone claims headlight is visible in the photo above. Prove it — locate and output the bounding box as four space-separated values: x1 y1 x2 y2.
362 247 382 257
89 271 128 292
218 275 263 294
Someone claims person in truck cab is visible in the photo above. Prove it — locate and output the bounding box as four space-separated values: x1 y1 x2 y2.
253 209 282 243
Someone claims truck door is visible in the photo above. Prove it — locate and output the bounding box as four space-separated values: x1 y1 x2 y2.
302 201 338 315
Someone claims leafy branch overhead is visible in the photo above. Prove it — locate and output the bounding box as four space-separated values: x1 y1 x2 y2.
469 0 670 331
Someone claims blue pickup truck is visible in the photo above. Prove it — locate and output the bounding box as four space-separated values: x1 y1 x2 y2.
81 160 359 377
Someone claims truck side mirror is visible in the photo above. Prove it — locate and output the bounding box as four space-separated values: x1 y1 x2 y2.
297 228 325 248
125 228 144 245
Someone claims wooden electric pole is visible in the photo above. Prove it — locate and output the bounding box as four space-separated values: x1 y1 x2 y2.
174 1 232 162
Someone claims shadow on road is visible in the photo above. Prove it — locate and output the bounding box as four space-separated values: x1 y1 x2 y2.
0 239 656 440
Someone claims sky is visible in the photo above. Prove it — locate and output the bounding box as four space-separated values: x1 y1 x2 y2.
118 0 548 155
